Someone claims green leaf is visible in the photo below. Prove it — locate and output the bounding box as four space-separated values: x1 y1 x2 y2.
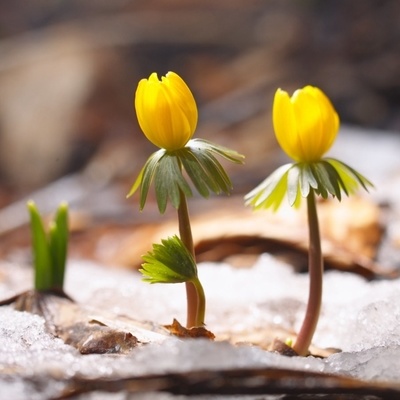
309 163 328 199
188 138 245 164
48 203 69 289
192 148 233 193
140 149 167 210
129 149 192 213
312 162 341 200
299 163 318 197
128 139 243 213
140 235 198 284
244 163 292 210
27 201 53 291
268 171 290 211
287 165 300 206
246 156 373 213
178 145 234 198
126 165 145 199
154 154 192 213
322 160 348 199
326 158 373 194
126 149 166 210
177 149 214 197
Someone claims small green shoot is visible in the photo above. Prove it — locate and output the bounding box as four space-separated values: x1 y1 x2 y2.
27 201 69 291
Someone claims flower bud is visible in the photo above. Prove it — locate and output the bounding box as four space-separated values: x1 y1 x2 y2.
135 72 198 151
273 86 339 162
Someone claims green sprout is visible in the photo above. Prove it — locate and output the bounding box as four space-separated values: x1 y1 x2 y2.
27 200 69 292
141 235 206 325
128 71 244 328
245 86 373 356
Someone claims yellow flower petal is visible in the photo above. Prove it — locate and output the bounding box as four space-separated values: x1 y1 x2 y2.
134 72 198 151
273 89 303 161
273 86 339 162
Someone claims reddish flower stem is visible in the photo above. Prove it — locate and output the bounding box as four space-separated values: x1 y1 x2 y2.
293 191 323 356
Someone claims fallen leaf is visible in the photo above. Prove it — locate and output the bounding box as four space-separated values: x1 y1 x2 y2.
164 318 216 340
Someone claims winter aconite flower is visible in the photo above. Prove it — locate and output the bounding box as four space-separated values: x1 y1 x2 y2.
129 72 244 214
273 86 339 162
245 86 372 356
129 71 244 328
246 86 372 211
135 72 198 151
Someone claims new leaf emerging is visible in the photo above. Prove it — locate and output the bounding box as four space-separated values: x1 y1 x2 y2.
140 235 198 284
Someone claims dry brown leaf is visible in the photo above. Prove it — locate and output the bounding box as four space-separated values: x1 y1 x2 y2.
106 195 389 279
164 318 216 340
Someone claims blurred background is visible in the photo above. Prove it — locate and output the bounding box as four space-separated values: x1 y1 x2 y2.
1 0 399 191
0 0 398 265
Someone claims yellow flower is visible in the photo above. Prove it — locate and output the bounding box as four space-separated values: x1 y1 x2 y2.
135 71 198 151
273 86 339 162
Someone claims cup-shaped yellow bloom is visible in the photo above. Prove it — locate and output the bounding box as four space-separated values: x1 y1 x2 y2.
273 86 339 162
135 71 198 151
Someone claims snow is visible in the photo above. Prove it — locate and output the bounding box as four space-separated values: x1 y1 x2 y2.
1 255 400 399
